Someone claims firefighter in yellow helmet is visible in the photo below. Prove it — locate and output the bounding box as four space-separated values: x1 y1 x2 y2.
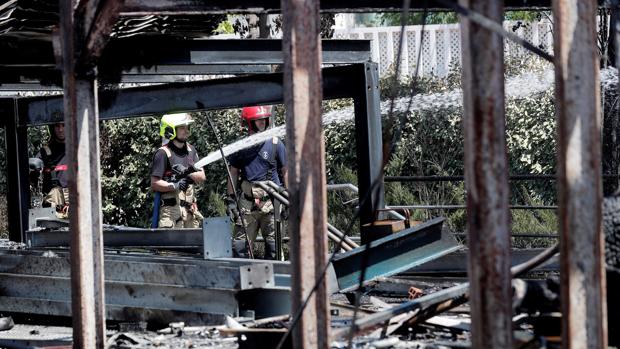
150 113 206 228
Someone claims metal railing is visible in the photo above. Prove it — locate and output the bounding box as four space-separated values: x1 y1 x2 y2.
384 174 620 182
383 173 619 211
255 181 360 251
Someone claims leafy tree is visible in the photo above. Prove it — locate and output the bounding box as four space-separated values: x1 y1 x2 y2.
376 12 457 26
504 11 550 22
376 10 548 27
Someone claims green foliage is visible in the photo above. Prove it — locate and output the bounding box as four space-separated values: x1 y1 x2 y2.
504 11 550 22
376 10 548 27
376 12 458 26
326 166 358 232
99 117 159 226
321 56 559 238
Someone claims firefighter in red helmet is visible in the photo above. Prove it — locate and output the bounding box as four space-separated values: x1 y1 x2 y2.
241 105 272 135
227 106 287 259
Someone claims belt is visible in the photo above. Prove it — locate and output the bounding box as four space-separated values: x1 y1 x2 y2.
162 198 193 208
162 198 177 207
244 193 270 202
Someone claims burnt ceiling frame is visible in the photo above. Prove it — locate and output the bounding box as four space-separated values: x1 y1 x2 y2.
0 39 372 85
118 0 577 14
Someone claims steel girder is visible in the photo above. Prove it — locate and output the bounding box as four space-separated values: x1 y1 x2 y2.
331 217 462 292
0 249 281 324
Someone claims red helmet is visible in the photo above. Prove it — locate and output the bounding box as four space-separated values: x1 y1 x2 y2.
241 106 272 134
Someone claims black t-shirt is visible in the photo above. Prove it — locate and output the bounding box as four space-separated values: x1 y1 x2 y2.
151 142 199 179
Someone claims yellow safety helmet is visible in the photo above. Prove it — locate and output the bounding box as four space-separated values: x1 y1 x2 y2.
159 113 194 140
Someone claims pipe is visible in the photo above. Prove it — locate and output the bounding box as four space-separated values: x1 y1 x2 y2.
328 230 352 252
257 181 358 250
326 182 407 220
327 223 360 249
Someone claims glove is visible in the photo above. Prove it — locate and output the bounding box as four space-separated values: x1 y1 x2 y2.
172 164 197 176
172 178 190 192
225 194 241 225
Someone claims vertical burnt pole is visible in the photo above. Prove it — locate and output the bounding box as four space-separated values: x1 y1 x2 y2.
4 100 29 242
59 0 106 347
282 0 330 347
354 63 385 244
553 0 608 347
459 1 512 348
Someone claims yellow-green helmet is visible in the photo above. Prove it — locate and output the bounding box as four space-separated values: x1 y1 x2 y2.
160 113 194 140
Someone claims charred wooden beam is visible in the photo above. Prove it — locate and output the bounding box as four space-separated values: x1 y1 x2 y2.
282 0 330 347
76 0 125 65
459 0 513 347
553 0 608 347
59 0 107 347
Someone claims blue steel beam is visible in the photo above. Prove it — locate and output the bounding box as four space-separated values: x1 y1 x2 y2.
332 217 461 292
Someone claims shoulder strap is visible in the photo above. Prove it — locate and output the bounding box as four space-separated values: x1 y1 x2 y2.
43 145 52 157
186 143 197 160
159 145 172 158
264 137 278 181
158 145 173 176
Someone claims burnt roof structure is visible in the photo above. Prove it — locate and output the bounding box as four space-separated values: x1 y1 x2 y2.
0 0 611 348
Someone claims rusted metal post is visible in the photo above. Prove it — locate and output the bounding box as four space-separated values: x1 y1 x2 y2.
281 0 330 347
59 0 106 347
4 100 29 242
459 1 513 348
553 0 608 347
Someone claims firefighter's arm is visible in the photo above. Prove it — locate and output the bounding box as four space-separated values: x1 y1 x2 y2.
280 167 288 188
188 168 206 184
227 166 239 195
151 176 183 192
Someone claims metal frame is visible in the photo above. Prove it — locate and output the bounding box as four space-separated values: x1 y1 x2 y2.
0 39 371 85
385 174 620 182
118 0 584 15
353 63 385 242
4 62 385 243
0 249 278 324
400 247 559 275
331 217 460 292
15 63 372 125
26 228 204 248
2 99 30 243
0 39 370 67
